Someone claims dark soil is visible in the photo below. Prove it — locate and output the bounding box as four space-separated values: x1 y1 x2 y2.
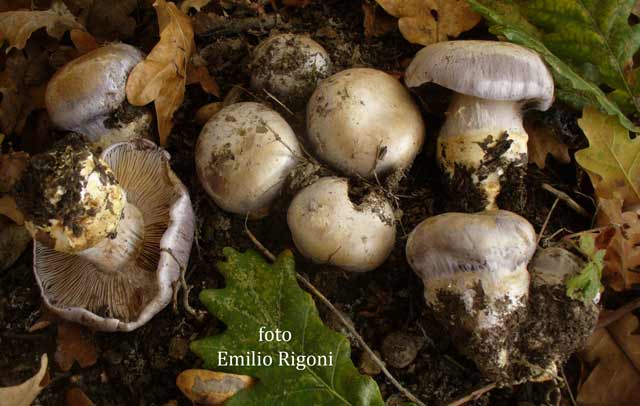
0 1 596 405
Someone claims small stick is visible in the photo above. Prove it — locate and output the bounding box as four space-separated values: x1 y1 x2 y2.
538 197 560 246
446 382 497 406
541 183 590 218
561 366 577 406
243 224 427 406
262 89 295 117
163 248 206 321
597 297 640 329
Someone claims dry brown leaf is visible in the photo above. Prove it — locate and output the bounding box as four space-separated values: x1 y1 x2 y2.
0 196 24 224
374 0 481 45
0 0 83 50
70 29 99 55
525 118 571 168
186 63 221 97
55 322 98 372
14 84 46 135
176 369 255 405
0 354 48 406
0 150 29 193
0 215 30 271
578 313 640 405
85 0 137 41
180 0 212 13
65 388 95 406
195 102 223 125
363 1 397 38
0 51 28 135
126 0 194 145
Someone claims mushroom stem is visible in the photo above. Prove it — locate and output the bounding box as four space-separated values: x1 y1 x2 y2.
77 201 145 272
438 94 528 210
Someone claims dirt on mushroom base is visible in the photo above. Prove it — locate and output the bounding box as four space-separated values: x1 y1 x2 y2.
0 1 592 405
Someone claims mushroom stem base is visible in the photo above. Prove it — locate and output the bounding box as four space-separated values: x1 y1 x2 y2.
77 202 145 272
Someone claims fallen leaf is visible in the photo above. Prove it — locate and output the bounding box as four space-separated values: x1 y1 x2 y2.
0 0 30 12
282 0 312 6
576 107 640 207
0 150 29 193
195 102 223 125
0 0 83 50
0 51 28 135
525 118 571 168
55 322 98 372
14 84 46 135
176 369 254 405
0 354 48 406
577 313 640 405
126 0 194 145
180 0 212 13
69 29 99 56
65 388 95 406
0 215 30 270
374 0 481 45
363 1 397 38
85 0 137 41
186 63 221 97
0 196 24 224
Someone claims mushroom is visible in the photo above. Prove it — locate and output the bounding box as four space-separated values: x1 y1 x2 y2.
251 33 331 109
287 177 396 272
195 102 301 217
405 41 554 211
406 210 536 381
306 68 425 179
15 135 194 331
45 43 153 149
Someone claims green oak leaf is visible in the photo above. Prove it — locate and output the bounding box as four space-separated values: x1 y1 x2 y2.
467 0 640 131
566 235 605 304
191 248 384 406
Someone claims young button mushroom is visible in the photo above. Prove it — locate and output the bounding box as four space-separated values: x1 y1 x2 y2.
45 44 152 148
287 177 396 272
15 135 194 332
405 41 554 211
195 102 301 218
251 33 331 109
306 68 425 179
406 210 536 382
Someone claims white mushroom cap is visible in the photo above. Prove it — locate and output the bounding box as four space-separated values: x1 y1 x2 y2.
16 137 126 253
406 210 536 329
251 33 331 108
195 102 301 217
45 43 152 147
32 139 195 331
287 177 396 272
405 40 554 110
306 68 425 178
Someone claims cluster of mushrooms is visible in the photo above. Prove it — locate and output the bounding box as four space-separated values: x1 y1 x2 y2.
13 35 599 384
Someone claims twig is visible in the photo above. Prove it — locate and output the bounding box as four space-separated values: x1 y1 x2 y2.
561 366 577 406
243 224 427 406
541 183 590 218
162 248 206 321
262 89 295 116
446 382 497 406
597 297 640 329
538 197 560 246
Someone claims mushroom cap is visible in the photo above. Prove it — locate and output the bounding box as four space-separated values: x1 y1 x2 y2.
287 177 396 272
306 68 425 178
33 139 195 331
406 210 536 282
195 102 301 217
45 43 146 141
251 33 331 108
405 41 554 111
16 136 126 253
530 247 585 287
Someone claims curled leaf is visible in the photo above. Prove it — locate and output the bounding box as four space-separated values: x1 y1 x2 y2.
176 369 254 405
0 354 48 406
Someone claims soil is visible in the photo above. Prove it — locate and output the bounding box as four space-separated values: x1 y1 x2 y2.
0 1 597 405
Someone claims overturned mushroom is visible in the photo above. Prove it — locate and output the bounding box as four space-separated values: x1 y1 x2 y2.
15 135 194 331
195 102 301 217
287 177 396 272
45 44 153 148
406 210 536 381
307 68 425 179
251 33 331 109
405 41 554 211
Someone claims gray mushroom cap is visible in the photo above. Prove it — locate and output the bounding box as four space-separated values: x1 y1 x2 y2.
45 43 149 145
32 140 195 332
405 40 554 111
406 210 536 282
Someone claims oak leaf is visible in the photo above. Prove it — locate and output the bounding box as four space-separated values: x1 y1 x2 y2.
55 322 98 372
0 354 48 406
576 107 640 206
180 0 212 13
186 63 221 97
0 0 83 50
525 118 570 168
577 314 640 405
69 29 99 56
126 0 194 145
176 369 254 405
374 0 480 45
